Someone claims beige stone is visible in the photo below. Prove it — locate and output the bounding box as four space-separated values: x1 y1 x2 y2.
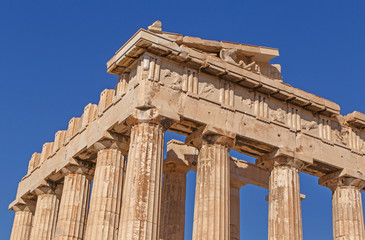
258 156 303 240
64 117 80 144
79 103 98 131
9 21 365 239
40 142 53 164
230 180 245 240
30 183 62 240
115 73 129 98
54 164 93 240
10 203 35 240
118 115 165 240
159 162 189 240
98 89 115 116
84 147 125 240
333 185 365 239
320 173 365 239
27 153 41 174
186 127 235 240
52 130 66 154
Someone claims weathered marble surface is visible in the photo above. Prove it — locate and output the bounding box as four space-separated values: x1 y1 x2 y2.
85 148 125 240
9 21 365 240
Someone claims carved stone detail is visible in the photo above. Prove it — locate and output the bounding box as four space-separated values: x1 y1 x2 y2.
162 69 182 90
270 108 286 124
334 127 349 145
219 48 258 73
199 82 215 98
302 121 318 131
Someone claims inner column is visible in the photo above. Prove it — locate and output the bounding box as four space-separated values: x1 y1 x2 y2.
159 162 189 240
189 130 235 240
258 156 303 240
230 180 244 240
320 175 365 239
333 184 365 239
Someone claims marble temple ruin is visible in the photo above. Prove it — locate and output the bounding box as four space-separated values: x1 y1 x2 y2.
9 21 365 240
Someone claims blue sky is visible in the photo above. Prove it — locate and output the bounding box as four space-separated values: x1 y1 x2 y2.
1 1 364 239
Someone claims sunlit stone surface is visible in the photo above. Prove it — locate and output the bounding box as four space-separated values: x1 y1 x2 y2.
9 21 365 239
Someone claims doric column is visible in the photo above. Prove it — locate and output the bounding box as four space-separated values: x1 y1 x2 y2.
54 162 93 240
118 109 168 240
30 182 62 240
230 180 245 240
85 141 126 240
320 175 365 239
10 202 35 240
159 162 189 240
187 127 235 240
258 157 303 240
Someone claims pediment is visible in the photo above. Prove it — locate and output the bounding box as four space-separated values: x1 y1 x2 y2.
107 22 282 82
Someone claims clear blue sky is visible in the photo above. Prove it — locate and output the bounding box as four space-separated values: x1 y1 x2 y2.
1 1 364 239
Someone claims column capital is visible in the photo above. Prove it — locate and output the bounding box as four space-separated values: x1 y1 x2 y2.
93 133 129 156
319 170 365 191
257 156 304 171
127 108 177 131
185 125 236 149
11 200 36 214
163 161 189 175
61 160 95 180
34 180 63 197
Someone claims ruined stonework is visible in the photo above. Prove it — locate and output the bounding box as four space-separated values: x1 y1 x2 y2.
9 21 365 240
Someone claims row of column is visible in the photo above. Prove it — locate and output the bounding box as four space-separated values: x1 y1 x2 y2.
10 123 365 240
10 119 163 240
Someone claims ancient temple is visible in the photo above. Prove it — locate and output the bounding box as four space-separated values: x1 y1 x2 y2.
9 21 365 240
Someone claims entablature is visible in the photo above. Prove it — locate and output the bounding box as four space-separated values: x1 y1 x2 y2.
106 27 340 118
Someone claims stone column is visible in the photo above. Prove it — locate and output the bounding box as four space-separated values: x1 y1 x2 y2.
118 119 165 240
10 203 35 240
85 146 126 240
30 182 62 240
259 157 303 240
230 180 244 240
189 130 235 240
321 175 365 239
54 163 93 240
159 162 189 240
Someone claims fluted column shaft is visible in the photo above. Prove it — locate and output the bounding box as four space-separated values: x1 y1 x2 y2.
192 142 231 240
85 148 125 240
159 163 188 240
332 180 365 239
10 205 34 240
54 166 92 240
230 182 242 240
118 121 164 240
30 187 61 240
266 158 303 240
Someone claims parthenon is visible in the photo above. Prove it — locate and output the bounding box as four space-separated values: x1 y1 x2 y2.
9 21 365 239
